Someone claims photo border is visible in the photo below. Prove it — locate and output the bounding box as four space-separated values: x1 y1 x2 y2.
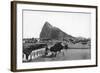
11 1 98 72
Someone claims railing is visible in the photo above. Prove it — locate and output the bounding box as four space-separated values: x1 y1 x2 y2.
23 48 45 61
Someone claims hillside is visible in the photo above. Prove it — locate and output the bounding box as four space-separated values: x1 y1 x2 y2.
40 21 75 41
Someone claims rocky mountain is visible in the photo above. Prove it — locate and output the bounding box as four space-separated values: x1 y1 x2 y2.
40 21 75 41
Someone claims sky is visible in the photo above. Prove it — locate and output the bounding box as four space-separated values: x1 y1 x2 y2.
23 10 91 38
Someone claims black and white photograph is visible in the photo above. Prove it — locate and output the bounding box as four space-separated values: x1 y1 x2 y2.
22 10 91 62
11 1 97 72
